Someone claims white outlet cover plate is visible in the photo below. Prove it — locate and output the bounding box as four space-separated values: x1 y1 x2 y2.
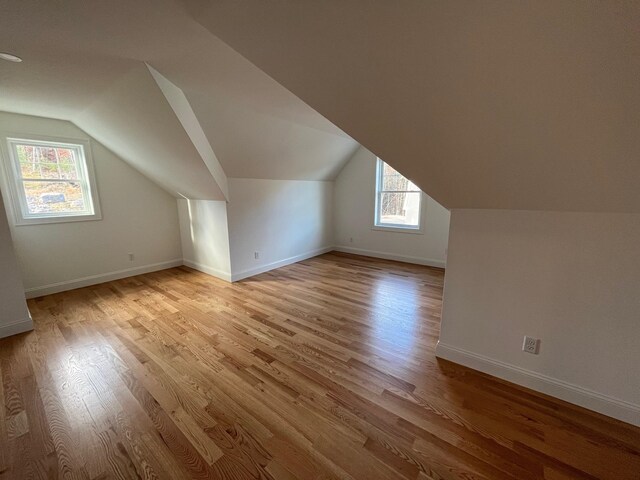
522 336 540 354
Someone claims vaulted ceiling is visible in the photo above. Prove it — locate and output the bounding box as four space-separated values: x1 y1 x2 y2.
2 1 637 211
0 0 358 199
182 0 640 213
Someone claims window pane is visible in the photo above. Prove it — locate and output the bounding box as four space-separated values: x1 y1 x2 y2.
22 181 89 215
379 192 421 226
15 144 79 180
15 144 77 164
381 163 420 191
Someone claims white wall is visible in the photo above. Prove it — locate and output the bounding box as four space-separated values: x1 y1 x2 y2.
334 146 450 267
178 199 232 281
438 209 640 426
0 192 32 338
0 112 183 297
227 178 333 281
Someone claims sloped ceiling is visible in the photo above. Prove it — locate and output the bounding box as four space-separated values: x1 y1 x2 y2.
181 0 640 213
188 93 357 180
0 0 358 197
76 64 227 200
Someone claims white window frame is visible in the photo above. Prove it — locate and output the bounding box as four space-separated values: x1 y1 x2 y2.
373 158 425 234
0 134 102 225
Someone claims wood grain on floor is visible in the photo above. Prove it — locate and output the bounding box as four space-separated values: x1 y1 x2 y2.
1 252 638 479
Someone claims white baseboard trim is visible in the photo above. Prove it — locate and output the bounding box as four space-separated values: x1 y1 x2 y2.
334 245 446 269
183 259 232 282
0 315 34 339
435 341 640 427
231 246 333 282
24 259 184 299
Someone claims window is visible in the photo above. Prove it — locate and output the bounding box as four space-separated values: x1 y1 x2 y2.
374 158 422 231
2 136 101 225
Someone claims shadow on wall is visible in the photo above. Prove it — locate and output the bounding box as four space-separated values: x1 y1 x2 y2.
178 198 232 279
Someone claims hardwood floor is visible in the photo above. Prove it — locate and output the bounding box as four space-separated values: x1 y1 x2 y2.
1 252 638 479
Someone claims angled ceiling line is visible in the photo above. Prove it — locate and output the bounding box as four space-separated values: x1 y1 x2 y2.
0 0 361 189
147 63 229 201
73 63 226 200
180 0 640 213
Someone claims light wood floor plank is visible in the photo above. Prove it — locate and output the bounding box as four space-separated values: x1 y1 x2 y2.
0 252 638 479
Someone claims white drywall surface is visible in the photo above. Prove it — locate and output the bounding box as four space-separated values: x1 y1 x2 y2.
0 192 32 338
439 209 640 425
178 199 232 281
334 147 450 267
227 178 334 280
0 112 183 296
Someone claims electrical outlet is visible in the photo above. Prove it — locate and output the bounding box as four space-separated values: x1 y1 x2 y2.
254 251 260 260
128 253 134 262
522 336 540 354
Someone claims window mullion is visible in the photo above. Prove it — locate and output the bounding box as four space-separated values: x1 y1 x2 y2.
379 190 421 194
17 177 76 183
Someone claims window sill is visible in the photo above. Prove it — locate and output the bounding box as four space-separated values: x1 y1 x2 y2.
372 225 424 235
15 213 102 226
